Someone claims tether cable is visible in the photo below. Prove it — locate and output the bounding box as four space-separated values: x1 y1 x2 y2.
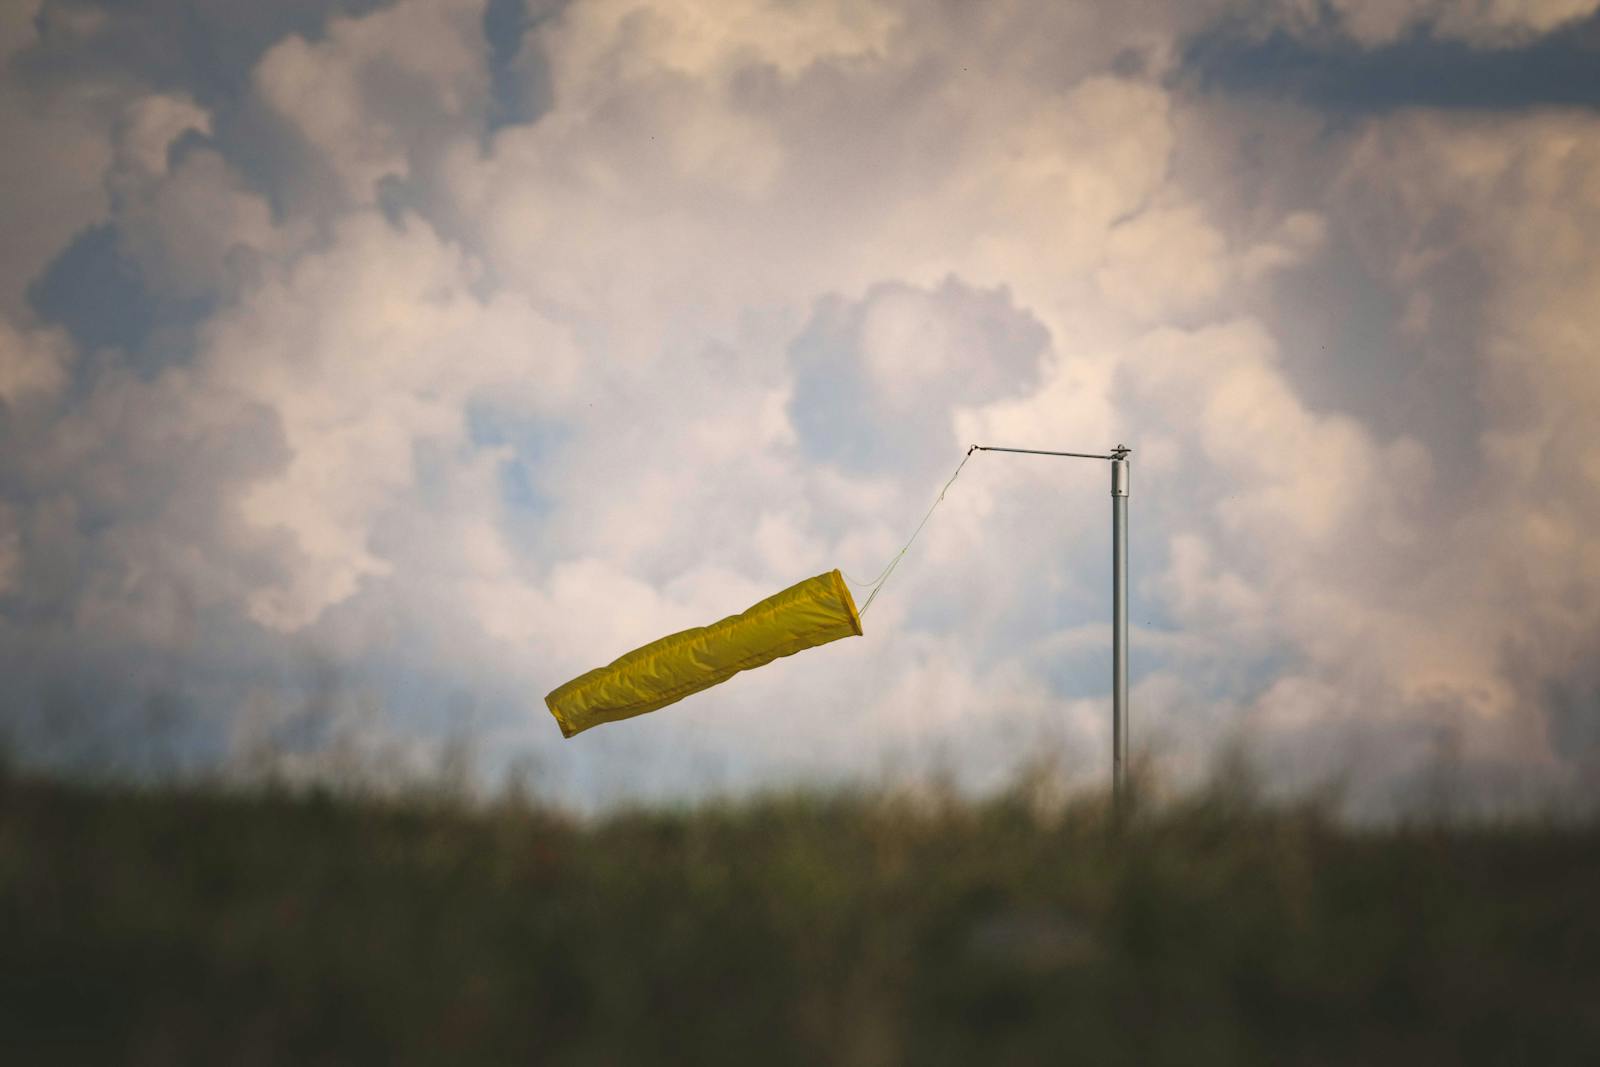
846 446 977 616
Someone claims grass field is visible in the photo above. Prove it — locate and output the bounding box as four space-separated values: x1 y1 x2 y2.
4 769 1599 1065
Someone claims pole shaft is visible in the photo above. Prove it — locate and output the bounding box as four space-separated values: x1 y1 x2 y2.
1111 458 1129 812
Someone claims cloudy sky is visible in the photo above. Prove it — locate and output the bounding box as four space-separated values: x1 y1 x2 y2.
2 0 1598 811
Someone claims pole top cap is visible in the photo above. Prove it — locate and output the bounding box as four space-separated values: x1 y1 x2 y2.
1110 444 1132 460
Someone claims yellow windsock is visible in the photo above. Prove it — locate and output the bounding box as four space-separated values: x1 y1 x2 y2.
545 570 863 738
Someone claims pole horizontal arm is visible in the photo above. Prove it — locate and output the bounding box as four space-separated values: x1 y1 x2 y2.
970 444 1129 462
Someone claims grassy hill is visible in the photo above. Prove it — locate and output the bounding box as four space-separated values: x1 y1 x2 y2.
4 771 1599 1065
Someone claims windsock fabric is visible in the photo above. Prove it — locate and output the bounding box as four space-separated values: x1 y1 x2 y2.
545 570 863 738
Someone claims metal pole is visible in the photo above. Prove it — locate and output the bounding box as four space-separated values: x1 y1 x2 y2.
1111 446 1130 812
969 441 1133 813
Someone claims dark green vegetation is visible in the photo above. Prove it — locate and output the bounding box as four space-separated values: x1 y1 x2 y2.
4 773 1599 1066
